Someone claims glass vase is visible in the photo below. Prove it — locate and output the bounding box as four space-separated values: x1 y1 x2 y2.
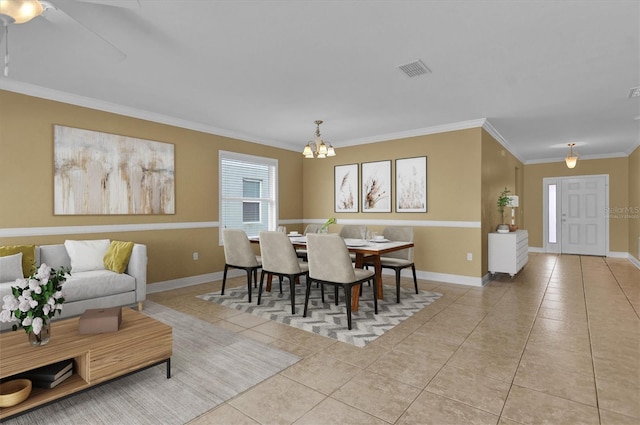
28 322 51 346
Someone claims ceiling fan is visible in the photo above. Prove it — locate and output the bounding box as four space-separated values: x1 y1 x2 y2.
0 0 139 76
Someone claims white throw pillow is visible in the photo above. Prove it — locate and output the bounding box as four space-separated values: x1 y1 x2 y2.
0 252 24 282
64 239 111 272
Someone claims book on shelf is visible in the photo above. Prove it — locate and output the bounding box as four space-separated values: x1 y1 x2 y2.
31 369 73 389
26 359 73 382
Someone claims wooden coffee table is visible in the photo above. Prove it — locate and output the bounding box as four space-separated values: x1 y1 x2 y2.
0 308 172 420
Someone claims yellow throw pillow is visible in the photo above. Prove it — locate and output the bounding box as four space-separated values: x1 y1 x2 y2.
103 241 135 274
0 245 36 277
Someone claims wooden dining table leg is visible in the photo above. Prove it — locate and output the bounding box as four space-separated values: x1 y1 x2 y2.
266 273 273 292
351 254 365 312
370 255 383 300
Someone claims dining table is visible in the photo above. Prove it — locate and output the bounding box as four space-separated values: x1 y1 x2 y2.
251 234 414 312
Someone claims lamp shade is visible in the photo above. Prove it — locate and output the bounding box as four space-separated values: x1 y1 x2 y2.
565 143 578 168
0 0 43 24
565 155 578 168
508 195 519 208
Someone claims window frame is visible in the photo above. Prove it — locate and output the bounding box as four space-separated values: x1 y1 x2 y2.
219 150 278 242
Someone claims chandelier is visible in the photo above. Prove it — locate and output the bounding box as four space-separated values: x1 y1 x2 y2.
565 143 578 169
302 120 336 159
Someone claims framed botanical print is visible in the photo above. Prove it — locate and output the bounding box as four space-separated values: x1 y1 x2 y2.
334 163 359 212
361 160 391 212
395 156 427 212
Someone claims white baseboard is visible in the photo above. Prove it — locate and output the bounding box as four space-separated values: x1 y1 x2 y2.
627 254 640 270
146 270 244 294
147 267 485 293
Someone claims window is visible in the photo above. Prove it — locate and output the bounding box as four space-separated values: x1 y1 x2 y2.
220 151 278 239
548 184 557 244
242 179 261 223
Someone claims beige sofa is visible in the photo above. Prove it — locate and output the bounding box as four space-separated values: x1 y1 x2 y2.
0 243 147 332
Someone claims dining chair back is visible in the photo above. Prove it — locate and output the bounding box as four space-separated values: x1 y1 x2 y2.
303 224 321 234
339 224 367 240
304 233 377 329
221 229 261 302
258 231 309 314
366 226 418 302
296 223 322 260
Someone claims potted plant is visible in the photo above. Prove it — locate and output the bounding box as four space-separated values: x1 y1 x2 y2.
496 187 511 233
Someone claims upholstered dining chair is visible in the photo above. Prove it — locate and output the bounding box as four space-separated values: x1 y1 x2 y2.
304 233 377 330
338 224 368 262
365 226 418 303
258 231 309 314
338 224 368 240
295 224 322 260
221 229 262 303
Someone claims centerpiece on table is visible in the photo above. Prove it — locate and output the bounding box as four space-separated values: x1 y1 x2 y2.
0 264 68 346
319 217 336 233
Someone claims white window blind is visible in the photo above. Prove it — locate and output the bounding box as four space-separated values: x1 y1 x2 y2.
219 151 278 239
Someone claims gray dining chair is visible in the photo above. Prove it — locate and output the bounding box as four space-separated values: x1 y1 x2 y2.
258 231 309 314
365 226 418 302
221 229 262 303
339 224 368 262
338 224 367 240
296 224 322 260
304 233 377 330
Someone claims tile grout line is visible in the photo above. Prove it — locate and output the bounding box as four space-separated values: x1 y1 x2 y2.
495 254 559 424
580 256 603 425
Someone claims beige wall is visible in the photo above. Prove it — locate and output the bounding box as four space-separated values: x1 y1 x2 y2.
629 146 640 260
523 157 630 252
480 130 524 274
302 128 485 278
2 89 636 288
0 90 303 284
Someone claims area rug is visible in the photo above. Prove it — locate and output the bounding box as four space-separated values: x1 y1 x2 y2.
4 301 300 425
198 283 442 348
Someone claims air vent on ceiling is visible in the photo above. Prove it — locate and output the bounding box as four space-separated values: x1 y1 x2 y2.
629 87 640 98
397 60 431 78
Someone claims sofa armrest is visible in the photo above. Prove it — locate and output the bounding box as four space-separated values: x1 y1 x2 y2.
126 244 147 303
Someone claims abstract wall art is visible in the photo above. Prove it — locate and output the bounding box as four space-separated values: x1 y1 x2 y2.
395 156 427 212
361 160 391 213
334 163 358 212
54 125 175 215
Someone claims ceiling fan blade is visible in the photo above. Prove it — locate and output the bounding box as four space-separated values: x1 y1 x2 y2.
46 0 127 61
72 0 140 9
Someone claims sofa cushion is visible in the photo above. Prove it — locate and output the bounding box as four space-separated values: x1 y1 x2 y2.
0 245 36 277
61 270 136 303
0 253 23 282
103 241 135 274
64 239 110 272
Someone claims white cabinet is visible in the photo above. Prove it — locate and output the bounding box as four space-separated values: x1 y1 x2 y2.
488 230 528 277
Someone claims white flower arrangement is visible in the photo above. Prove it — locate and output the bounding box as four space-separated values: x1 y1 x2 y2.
0 264 68 336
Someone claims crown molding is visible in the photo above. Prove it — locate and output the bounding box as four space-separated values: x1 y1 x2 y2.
524 151 630 165
338 118 488 147
0 79 293 150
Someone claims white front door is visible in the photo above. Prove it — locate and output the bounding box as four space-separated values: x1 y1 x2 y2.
543 175 608 256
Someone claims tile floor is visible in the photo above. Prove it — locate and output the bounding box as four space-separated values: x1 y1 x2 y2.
147 254 640 425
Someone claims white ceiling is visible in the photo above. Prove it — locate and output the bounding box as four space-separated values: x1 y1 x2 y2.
1 0 639 163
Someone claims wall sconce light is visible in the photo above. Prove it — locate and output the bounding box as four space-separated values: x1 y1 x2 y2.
565 143 578 169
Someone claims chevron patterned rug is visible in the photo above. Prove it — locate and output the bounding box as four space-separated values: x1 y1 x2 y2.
198 283 442 347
